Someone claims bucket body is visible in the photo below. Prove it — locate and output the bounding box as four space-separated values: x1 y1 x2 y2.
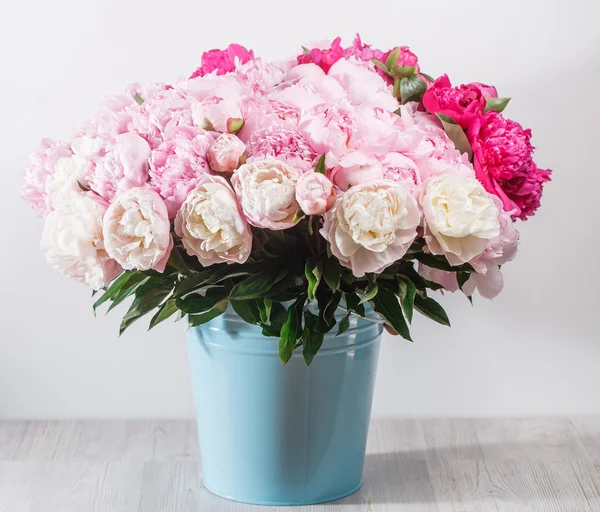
186 306 382 506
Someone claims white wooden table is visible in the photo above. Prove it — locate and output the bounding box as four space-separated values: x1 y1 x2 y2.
0 418 599 511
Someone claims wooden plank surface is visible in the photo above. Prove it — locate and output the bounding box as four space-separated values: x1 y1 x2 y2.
0 419 598 511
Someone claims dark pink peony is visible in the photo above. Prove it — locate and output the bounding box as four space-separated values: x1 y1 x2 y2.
297 37 345 73
381 46 419 70
468 111 551 220
422 75 486 129
190 44 254 79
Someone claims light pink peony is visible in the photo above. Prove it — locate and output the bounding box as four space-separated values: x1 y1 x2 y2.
328 58 399 111
103 187 172 272
295 171 336 215
379 152 420 193
175 175 252 266
231 159 302 230
343 34 385 62
236 58 285 95
22 139 73 216
149 127 214 218
354 106 406 155
299 101 357 158
297 37 345 73
90 132 151 201
190 43 254 78
321 180 421 277
285 63 326 81
468 110 551 220
192 95 243 133
422 75 486 129
207 134 247 174
328 151 384 190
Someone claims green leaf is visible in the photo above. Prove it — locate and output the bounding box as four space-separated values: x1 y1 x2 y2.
258 298 273 325
370 284 412 341
305 260 322 301
261 302 287 337
188 299 228 327
176 286 229 314
119 277 175 335
230 268 278 300
437 114 473 159
437 113 456 124
414 295 451 326
314 154 326 175
302 46 310 55
302 310 324 366
484 97 510 114
279 298 305 364
391 65 417 78
397 276 416 323
77 180 91 192
148 299 179 329
323 258 342 292
106 273 150 314
167 248 192 275
337 312 351 336
133 92 144 105
93 271 136 312
230 299 260 325
292 210 305 222
360 282 379 304
385 47 400 69
344 291 365 317
420 72 435 82
400 76 427 104
316 290 341 334
371 59 389 75
414 253 474 273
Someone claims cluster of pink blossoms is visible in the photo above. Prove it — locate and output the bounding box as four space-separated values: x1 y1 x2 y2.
22 36 551 300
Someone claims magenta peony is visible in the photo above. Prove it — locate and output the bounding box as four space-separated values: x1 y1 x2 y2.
190 44 254 79
297 37 345 73
422 75 487 129
468 111 551 220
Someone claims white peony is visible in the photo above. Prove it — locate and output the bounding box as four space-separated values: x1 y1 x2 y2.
47 155 92 208
321 180 421 277
41 195 120 290
230 158 301 230
420 174 500 266
175 175 252 266
103 187 172 271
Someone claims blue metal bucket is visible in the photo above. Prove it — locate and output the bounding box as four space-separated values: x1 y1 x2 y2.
186 305 383 506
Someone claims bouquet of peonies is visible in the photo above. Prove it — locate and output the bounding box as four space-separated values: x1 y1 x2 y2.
23 36 551 364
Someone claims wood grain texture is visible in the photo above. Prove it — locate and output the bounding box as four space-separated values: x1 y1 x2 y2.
0 418 598 511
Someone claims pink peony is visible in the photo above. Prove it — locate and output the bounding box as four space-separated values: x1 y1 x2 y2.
192 95 243 134
149 127 214 218
328 151 384 190
286 63 326 81
381 46 419 70
468 110 551 220
22 139 73 216
379 152 420 193
299 101 357 158
297 37 345 73
343 34 385 62
190 44 254 78
295 172 336 215
470 82 498 99
207 134 247 174
422 75 486 129
90 132 151 201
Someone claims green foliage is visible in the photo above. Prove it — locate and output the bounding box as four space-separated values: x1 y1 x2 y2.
302 310 324 365
314 154 327 175
484 97 510 113
279 298 305 364
400 76 427 104
414 295 451 326
370 283 411 341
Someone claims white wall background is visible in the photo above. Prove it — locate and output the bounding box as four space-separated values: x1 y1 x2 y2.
1 0 599 419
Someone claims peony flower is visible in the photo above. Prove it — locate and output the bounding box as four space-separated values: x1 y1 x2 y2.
286 63 326 81
231 159 301 230
295 171 336 215
192 95 243 134
236 58 285 95
343 34 385 62
22 139 73 216
422 75 486 129
299 100 357 158
328 151 384 190
468 110 551 220
207 134 247 174
321 180 420 277
246 127 317 172
470 82 498 99
297 37 345 73
149 127 214 218
379 152 420 193
90 132 151 201
420 174 501 265
328 58 399 111
354 106 406 155
272 75 346 111
103 187 172 271
381 46 419 70
190 43 254 78
175 175 252 266
41 195 120 290
46 154 94 209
